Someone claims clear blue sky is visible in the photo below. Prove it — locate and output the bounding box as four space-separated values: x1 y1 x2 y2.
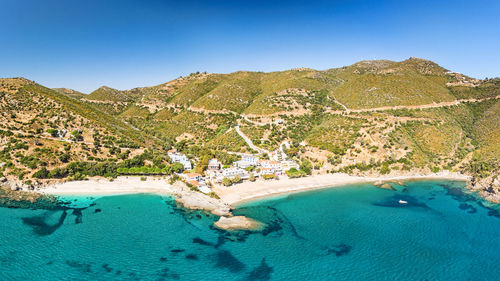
1 0 499 93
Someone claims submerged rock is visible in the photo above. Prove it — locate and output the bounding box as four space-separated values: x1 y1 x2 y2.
214 216 264 231
374 182 396 191
0 186 58 209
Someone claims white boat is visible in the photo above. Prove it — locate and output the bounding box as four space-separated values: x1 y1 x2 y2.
398 200 408 204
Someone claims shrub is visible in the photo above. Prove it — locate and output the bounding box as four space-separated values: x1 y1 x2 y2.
47 129 58 137
262 174 277 180
286 167 306 178
59 153 70 163
380 163 391 175
33 167 49 179
222 177 232 186
208 192 220 199
169 174 181 184
231 175 242 184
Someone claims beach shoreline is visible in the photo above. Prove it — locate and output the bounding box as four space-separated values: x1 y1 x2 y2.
37 171 470 207
38 176 175 196
32 171 473 230
213 171 470 207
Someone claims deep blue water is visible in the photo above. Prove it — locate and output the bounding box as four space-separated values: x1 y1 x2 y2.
1 180 499 280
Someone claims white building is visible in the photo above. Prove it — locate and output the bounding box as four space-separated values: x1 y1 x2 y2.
185 173 203 182
234 160 252 169
222 167 249 180
259 160 281 170
258 160 283 175
280 160 300 171
168 149 192 170
260 168 275 175
187 179 211 194
208 159 221 170
242 154 259 164
234 154 259 169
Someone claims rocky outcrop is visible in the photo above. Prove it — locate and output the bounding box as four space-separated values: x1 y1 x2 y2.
472 173 500 204
214 216 265 231
171 182 231 216
0 184 57 208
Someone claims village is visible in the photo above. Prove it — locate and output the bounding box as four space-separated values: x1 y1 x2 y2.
167 148 300 194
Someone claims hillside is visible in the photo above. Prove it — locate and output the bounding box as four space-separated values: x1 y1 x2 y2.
1 58 499 200
80 57 494 116
0 78 162 187
52 88 86 99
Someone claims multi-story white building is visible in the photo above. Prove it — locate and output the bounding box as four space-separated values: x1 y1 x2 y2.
258 160 283 175
280 160 300 171
184 173 203 182
222 167 249 180
260 168 275 175
234 154 259 169
168 149 192 170
242 154 259 164
259 160 281 170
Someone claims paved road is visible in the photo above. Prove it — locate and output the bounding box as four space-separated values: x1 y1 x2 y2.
235 125 270 154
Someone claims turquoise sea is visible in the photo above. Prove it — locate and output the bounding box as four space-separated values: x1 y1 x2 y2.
1 180 499 280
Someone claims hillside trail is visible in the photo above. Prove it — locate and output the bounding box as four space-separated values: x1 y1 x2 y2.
237 94 500 120
327 94 500 114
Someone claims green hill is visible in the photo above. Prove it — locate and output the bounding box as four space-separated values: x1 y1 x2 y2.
86 86 135 102
0 58 499 196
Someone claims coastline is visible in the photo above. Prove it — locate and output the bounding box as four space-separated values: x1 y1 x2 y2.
213 171 471 207
36 177 232 217
38 176 175 196
37 171 470 207
31 171 474 231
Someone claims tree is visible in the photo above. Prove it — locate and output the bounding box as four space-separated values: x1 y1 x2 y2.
222 177 232 186
47 129 58 137
286 146 299 157
195 152 213 174
33 167 49 179
71 130 83 141
300 159 312 175
249 173 256 182
171 162 184 173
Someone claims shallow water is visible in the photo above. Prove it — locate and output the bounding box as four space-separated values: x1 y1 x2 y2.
0 180 499 280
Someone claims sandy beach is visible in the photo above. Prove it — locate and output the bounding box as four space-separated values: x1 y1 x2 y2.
39 171 470 207
38 176 232 216
34 172 471 230
213 171 470 206
39 176 174 196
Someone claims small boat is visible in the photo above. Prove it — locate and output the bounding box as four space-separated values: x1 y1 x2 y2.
398 200 408 204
